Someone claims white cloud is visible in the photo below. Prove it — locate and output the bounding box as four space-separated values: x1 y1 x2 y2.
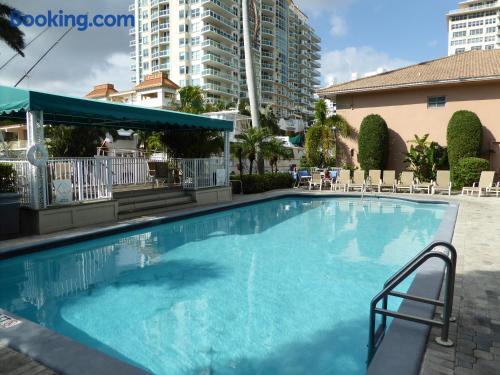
320 46 413 86
330 15 347 36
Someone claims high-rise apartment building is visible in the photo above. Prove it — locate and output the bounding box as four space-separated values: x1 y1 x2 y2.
129 0 321 120
447 0 500 55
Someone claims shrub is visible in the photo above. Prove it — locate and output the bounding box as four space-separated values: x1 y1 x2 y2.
358 114 389 171
232 173 294 194
452 157 489 189
447 110 482 170
0 163 16 193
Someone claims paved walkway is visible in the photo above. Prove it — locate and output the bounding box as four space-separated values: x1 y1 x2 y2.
420 197 500 375
0 342 56 375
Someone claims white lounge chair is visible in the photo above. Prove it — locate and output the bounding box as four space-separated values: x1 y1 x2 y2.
308 172 323 191
333 169 351 192
348 170 365 192
432 171 451 196
379 170 396 193
396 171 414 193
413 178 432 194
490 182 500 198
367 170 381 191
462 171 495 197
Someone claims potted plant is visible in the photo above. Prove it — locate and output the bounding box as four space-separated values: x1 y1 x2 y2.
0 163 20 239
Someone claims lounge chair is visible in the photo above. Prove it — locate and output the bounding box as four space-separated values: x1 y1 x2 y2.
396 171 414 193
308 172 323 191
432 171 451 196
462 171 495 197
379 170 396 193
333 169 350 192
490 182 500 198
367 170 381 191
413 178 432 194
348 170 366 192
296 170 311 188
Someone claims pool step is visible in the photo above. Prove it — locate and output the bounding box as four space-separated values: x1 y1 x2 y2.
115 188 195 220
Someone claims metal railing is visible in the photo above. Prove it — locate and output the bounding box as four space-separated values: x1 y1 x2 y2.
367 241 457 363
181 158 227 190
4 156 227 208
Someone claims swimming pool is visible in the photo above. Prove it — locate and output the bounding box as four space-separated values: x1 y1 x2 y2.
0 197 447 375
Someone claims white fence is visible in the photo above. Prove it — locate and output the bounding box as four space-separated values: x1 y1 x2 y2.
181 158 227 190
4 156 227 208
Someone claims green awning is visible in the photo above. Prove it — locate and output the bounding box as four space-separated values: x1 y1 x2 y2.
0 85 233 131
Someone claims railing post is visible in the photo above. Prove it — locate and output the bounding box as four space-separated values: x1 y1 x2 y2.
194 159 199 190
107 157 113 198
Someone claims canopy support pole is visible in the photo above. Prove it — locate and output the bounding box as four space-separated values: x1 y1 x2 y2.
224 130 230 186
26 110 47 209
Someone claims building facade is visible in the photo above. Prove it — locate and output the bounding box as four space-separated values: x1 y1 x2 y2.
447 0 500 55
129 0 320 120
318 51 500 174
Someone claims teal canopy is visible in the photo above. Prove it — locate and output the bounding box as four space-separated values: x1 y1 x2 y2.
0 85 233 131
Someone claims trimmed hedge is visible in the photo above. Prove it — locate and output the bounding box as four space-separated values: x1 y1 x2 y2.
358 114 389 171
232 173 294 194
452 157 489 189
447 110 482 170
0 163 16 193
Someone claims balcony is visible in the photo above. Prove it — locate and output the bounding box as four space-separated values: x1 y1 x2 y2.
201 25 236 44
129 4 135 12
130 40 136 47
201 0 237 18
202 53 236 69
202 83 236 96
202 10 234 30
262 4 273 13
159 23 169 31
201 39 235 57
202 68 235 83
160 63 170 70
261 62 274 71
129 27 135 35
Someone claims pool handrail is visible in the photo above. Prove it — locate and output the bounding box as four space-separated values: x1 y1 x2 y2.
367 241 457 364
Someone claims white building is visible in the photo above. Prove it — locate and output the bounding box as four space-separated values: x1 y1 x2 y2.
129 0 321 120
447 0 500 55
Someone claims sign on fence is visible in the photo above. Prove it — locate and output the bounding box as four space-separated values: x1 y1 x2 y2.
53 179 73 204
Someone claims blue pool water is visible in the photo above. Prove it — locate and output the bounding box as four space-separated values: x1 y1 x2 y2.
0 197 446 375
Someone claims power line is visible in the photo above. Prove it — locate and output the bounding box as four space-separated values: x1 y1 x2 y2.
0 27 51 71
14 26 74 87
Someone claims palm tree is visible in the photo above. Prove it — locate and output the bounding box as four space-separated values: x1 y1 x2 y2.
178 86 204 114
305 99 351 167
262 138 292 173
235 127 269 175
0 3 25 56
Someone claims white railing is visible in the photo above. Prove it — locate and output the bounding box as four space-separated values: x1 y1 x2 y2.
109 157 151 186
3 156 228 208
181 158 227 190
46 158 112 204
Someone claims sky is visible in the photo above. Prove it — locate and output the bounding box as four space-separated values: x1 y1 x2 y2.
0 0 459 96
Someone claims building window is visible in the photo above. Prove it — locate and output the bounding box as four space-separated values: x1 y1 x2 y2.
455 48 465 54
427 96 446 108
471 45 482 50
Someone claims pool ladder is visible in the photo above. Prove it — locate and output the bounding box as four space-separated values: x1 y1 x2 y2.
367 241 457 364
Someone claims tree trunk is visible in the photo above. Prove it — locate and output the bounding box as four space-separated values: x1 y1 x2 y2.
249 159 254 175
242 0 263 174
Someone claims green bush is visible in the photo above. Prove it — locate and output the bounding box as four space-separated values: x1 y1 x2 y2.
232 173 294 194
447 110 482 170
0 163 16 193
452 157 489 189
358 114 389 171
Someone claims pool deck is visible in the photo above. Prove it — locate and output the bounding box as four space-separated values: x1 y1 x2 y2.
0 189 499 374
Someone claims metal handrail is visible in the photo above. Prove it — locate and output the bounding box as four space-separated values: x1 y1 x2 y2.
367 241 457 363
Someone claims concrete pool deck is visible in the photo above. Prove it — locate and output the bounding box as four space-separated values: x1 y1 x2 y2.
0 190 499 374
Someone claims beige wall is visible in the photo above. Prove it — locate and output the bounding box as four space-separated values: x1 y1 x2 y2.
335 81 500 173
